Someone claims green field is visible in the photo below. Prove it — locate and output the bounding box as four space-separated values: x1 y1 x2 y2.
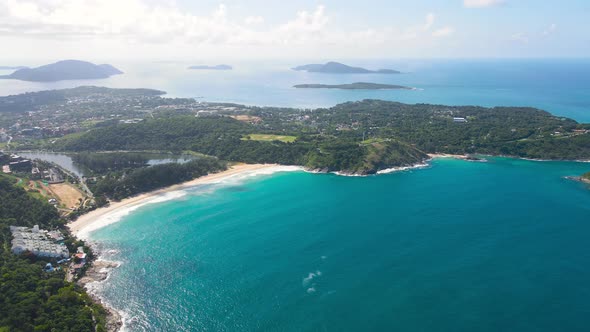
360 138 389 145
242 134 297 143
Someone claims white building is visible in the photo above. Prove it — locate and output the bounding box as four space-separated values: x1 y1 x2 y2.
10 225 69 258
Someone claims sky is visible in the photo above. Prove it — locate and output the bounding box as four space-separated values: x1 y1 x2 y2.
0 0 589 63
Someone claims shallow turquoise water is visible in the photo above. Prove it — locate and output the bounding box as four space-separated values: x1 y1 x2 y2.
90 158 590 331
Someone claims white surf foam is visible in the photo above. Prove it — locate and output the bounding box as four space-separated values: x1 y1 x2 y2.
76 190 187 239
214 165 303 184
78 166 304 239
376 163 430 174
302 270 322 287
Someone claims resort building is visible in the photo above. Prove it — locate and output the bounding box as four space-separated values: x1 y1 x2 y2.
453 117 468 123
10 225 69 258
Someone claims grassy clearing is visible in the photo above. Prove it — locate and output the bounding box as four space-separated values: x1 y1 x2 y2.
242 134 297 143
361 138 388 145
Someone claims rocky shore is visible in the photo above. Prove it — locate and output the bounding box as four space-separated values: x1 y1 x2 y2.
77 260 123 332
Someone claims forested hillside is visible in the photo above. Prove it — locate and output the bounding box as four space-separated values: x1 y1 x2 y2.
0 176 106 332
89 157 227 201
52 100 590 174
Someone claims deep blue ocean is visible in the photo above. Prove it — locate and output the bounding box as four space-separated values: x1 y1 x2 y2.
6 59 589 331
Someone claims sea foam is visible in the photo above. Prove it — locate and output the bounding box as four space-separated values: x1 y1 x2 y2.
79 166 303 238
376 163 430 174
77 190 188 239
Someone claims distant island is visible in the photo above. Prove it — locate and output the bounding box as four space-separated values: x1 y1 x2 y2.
292 62 400 74
0 60 123 82
294 82 413 90
188 64 232 70
0 66 27 70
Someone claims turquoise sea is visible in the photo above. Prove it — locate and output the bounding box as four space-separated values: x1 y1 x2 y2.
90 158 590 331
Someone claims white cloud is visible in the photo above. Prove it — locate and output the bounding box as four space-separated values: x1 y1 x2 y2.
463 0 505 8
0 1 459 59
432 26 454 37
244 16 264 25
275 6 330 44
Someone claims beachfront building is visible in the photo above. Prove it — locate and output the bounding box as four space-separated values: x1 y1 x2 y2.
10 225 69 258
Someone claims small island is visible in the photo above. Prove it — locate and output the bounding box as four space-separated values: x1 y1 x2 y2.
565 172 590 185
0 66 27 70
0 60 123 82
292 62 400 74
188 64 232 70
294 82 413 90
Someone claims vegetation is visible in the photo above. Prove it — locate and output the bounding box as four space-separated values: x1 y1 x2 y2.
582 172 590 181
72 152 150 174
0 176 106 332
0 86 164 114
50 99 590 174
89 157 227 201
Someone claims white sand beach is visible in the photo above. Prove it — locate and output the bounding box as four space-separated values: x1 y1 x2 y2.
68 163 299 237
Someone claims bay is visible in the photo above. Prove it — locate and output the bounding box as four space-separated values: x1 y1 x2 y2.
90 158 590 331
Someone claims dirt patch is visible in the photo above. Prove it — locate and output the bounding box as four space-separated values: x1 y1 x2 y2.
230 115 262 123
48 183 85 209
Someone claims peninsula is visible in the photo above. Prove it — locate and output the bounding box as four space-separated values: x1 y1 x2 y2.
0 60 123 82
292 62 400 74
2 87 589 176
188 64 232 70
294 82 413 90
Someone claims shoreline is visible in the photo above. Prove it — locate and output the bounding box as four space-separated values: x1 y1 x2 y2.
67 157 588 331
69 163 300 332
68 163 295 238
427 153 470 160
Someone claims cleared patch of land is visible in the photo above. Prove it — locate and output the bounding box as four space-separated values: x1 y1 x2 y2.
361 138 389 145
242 134 297 143
47 183 85 209
230 115 261 123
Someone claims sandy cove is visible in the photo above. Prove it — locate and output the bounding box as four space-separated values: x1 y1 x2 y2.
68 163 298 331
68 163 289 237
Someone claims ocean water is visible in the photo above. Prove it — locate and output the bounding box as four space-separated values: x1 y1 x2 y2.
89 158 590 331
1 59 590 122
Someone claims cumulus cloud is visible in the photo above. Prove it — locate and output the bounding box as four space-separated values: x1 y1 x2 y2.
0 0 457 58
244 16 264 25
275 5 329 45
463 0 505 8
